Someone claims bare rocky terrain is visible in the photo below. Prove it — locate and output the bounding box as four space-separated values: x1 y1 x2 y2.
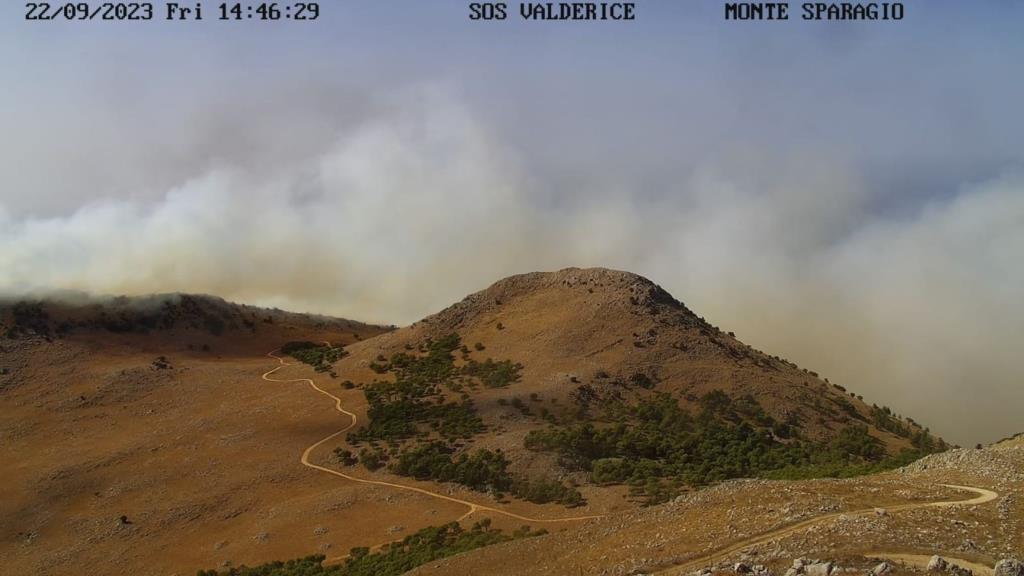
408 445 1022 575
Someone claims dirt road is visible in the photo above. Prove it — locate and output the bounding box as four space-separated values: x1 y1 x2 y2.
261 349 605 526
264 348 1000 575
864 554 994 576
655 485 999 575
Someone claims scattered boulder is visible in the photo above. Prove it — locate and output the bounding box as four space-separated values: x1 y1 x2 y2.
874 508 888 517
805 562 835 576
787 558 812 576
928 557 949 572
995 559 1024 576
871 562 892 576
735 563 752 574
949 565 973 576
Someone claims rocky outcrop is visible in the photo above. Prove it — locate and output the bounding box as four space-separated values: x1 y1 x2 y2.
949 565 974 576
925 556 978 576
995 559 1024 576
733 563 772 576
928 557 949 572
783 558 839 576
901 448 1024 484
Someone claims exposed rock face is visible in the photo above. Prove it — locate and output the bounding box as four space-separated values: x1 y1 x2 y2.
804 562 835 576
949 566 973 576
784 558 839 576
901 447 1024 484
995 559 1024 576
923 557 974 576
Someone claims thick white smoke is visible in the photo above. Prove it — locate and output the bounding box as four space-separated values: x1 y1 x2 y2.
1 90 1021 446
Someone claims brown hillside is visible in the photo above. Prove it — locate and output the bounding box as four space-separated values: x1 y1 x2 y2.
408 443 1023 576
0 293 386 355
338 267 929 454
0 295 397 576
0 275 951 575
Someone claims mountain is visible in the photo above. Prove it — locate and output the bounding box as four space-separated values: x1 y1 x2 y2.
329 268 944 507
0 272 956 576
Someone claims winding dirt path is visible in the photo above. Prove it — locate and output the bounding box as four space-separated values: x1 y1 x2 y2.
261 348 605 526
263 347 1000 574
654 484 998 575
864 554 994 576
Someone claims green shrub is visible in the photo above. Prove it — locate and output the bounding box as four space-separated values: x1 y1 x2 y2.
334 448 358 466
388 442 583 507
628 372 655 389
358 447 386 471
390 442 511 492
462 358 522 388
281 341 347 372
348 334 523 445
524 390 942 504
197 521 547 576
510 477 583 507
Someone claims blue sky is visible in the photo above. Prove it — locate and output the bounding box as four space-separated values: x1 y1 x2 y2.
1 1 1023 443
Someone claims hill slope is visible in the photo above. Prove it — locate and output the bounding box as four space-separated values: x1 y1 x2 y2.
407 441 1022 576
0 292 384 349
0 295 395 576
329 268 944 507
0 274 955 575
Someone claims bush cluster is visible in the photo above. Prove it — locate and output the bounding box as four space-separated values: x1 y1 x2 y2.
346 334 580 505
462 358 523 388
347 334 521 444
281 341 347 373
525 391 944 504
197 520 546 576
388 441 583 507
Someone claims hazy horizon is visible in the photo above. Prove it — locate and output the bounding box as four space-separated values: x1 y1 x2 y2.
2 1 1022 446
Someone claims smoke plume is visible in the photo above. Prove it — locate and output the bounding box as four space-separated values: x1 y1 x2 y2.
1 88 1021 446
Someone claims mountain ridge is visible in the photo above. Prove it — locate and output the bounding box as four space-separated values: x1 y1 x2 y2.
343 267 935 444
327 267 945 509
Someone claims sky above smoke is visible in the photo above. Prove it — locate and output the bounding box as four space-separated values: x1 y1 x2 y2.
1 2 1022 445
